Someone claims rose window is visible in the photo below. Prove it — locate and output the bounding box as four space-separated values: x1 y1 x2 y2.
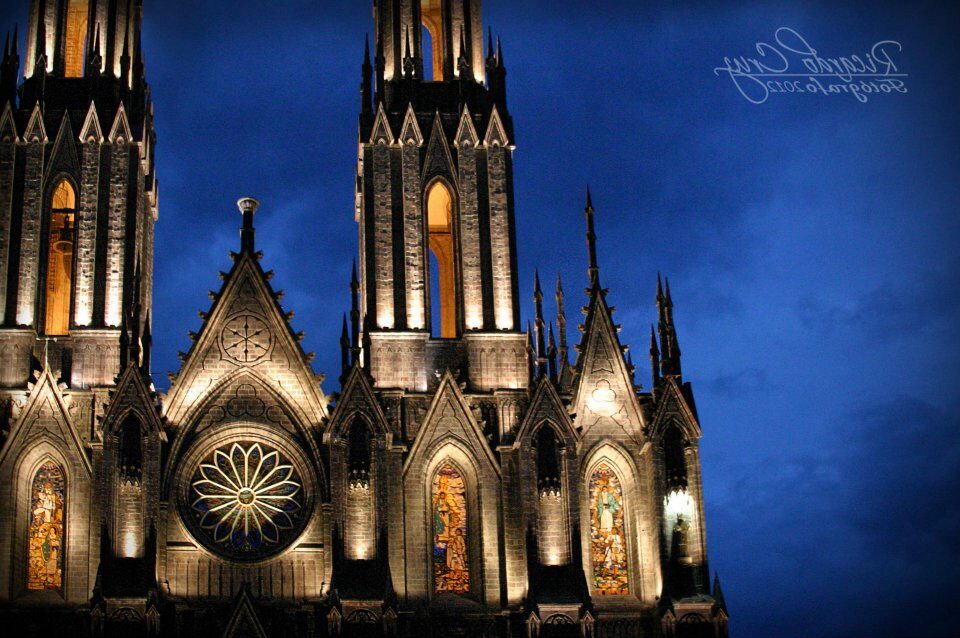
188 442 304 559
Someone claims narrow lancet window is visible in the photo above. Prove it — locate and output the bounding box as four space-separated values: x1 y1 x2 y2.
64 1 90 78
589 463 629 595
426 182 456 338
421 0 443 80
433 464 468 593
45 180 76 335
347 421 371 488
119 416 143 484
28 461 65 591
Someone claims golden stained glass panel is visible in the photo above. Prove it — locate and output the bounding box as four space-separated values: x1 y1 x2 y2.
589 463 629 595
433 464 469 594
28 462 65 591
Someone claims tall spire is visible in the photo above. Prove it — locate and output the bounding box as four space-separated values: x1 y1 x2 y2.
649 324 661 389
533 271 547 377
402 26 414 78
237 197 259 254
361 34 372 115
657 275 682 377
1 25 19 105
555 273 568 366
87 23 102 78
526 321 536 382
547 321 558 381
350 261 361 366
141 311 152 376
585 187 599 286
340 314 350 380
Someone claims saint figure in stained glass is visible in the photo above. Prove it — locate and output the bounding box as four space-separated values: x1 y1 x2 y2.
28 462 65 591
589 463 629 595
433 464 469 594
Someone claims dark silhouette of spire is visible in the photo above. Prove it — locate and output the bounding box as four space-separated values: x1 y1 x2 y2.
237 197 259 254
1 25 20 105
585 187 599 286
119 310 130 369
141 311 152 376
87 23 102 78
340 314 350 380
555 273 568 366
374 22 385 97
402 26 414 78
526 321 536 381
361 34 372 115
457 27 470 77
350 261 361 365
713 572 727 613
657 274 682 377
547 321 558 381
533 270 547 377
649 324 661 389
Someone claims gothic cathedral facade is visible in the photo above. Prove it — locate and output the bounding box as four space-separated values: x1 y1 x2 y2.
0 2 729 637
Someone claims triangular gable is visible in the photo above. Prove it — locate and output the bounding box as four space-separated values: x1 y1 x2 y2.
78 101 104 144
369 102 394 145
24 103 48 144
570 288 645 440
0 368 91 475
399 103 423 146
422 113 457 183
325 364 391 441
99 364 164 437
45 114 80 181
483 105 509 148
0 103 18 142
454 105 479 148
222 585 268 638
163 251 328 430
402 371 499 478
513 377 577 448
649 376 701 441
108 103 133 144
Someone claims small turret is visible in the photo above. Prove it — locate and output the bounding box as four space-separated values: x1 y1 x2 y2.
237 197 259 254
533 270 547 377
340 314 350 380
555 273 569 368
350 261 361 366
361 34 372 116
584 187 599 287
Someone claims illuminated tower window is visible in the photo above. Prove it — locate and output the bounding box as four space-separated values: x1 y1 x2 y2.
45 180 76 336
433 463 469 594
63 1 89 78
28 461 66 591
426 182 456 338
421 0 443 80
589 463 629 595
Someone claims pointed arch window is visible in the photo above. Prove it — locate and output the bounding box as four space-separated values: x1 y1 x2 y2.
28 461 66 591
420 0 444 80
347 420 372 488
589 463 629 595
119 415 143 484
426 182 456 338
535 425 562 497
432 463 469 593
63 1 90 78
44 180 76 335
663 425 689 491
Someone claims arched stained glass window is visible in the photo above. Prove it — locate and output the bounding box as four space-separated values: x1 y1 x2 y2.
28 461 65 591
589 463 629 595
433 463 469 594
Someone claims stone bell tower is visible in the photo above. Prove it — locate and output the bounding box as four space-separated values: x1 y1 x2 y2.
355 0 524 394
0 0 157 393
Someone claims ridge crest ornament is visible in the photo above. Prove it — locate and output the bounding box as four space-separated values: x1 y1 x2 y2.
220 313 272 363
187 441 305 560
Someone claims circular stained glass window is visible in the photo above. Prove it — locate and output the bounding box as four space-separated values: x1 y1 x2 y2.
187 442 305 560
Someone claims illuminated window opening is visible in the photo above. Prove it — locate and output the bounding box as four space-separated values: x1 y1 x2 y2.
426 182 456 338
433 463 469 594
45 180 76 336
63 1 89 78
28 461 65 591
421 0 444 80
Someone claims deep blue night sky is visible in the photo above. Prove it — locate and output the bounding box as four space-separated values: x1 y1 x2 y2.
2 1 957 636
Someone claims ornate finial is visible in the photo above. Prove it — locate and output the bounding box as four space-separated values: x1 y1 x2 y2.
237 197 259 253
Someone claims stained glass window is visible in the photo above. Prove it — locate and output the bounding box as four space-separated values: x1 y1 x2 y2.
189 442 304 560
432 464 469 594
589 463 629 595
28 462 65 591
